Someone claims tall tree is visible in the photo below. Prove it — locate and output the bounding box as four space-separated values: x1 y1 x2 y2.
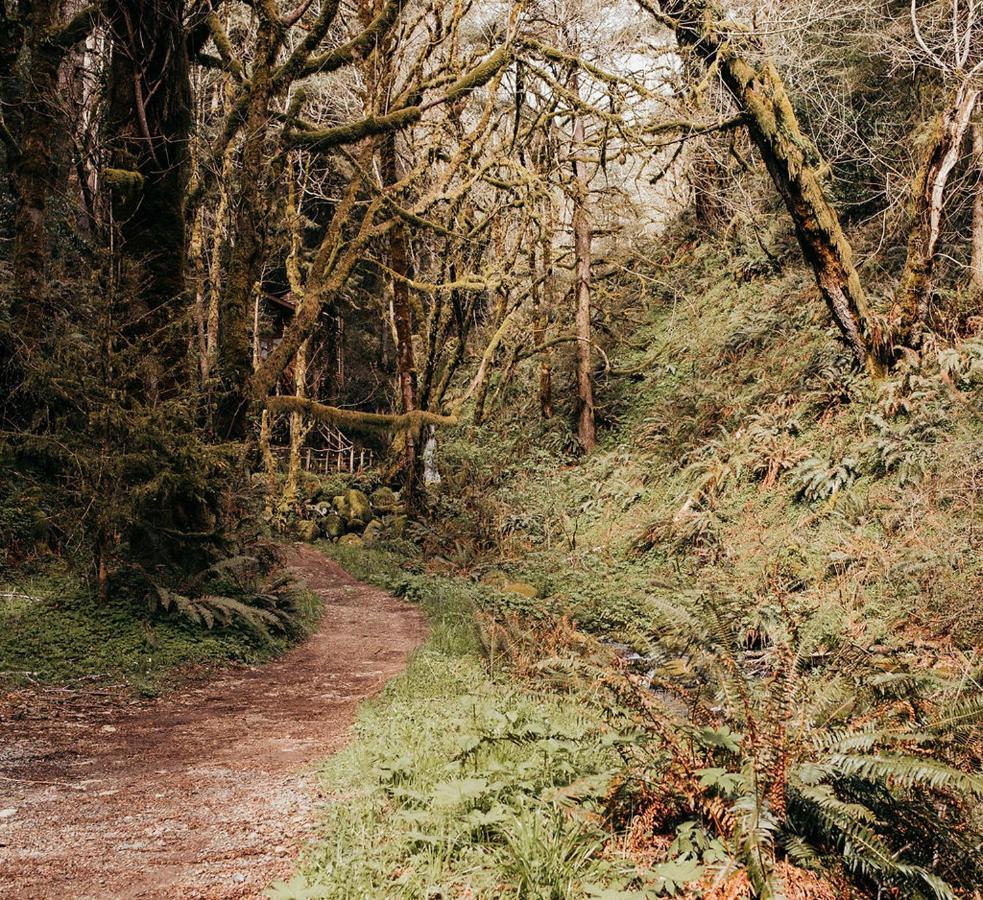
104 0 193 391
2 0 97 309
638 0 881 372
569 68 596 451
892 0 982 337
972 122 983 294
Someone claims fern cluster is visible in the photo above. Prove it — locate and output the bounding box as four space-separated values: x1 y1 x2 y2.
488 596 983 898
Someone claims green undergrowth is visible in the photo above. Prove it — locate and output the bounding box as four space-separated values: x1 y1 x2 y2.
0 565 321 695
399 227 983 896
271 544 656 899
437 235 983 656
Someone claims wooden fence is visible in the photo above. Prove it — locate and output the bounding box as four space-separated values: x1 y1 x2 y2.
270 444 374 474
270 424 374 474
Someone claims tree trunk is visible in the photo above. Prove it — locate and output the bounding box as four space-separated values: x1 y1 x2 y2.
570 72 596 452
215 25 276 438
4 1 92 313
104 0 193 369
534 237 555 419
895 83 979 337
471 292 512 424
972 122 983 294
381 132 420 503
651 0 879 372
285 339 309 507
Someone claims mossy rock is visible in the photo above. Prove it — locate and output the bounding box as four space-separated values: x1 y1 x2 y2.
480 570 510 588
370 487 399 513
362 519 384 545
332 494 349 518
346 489 373 524
294 520 319 543
338 533 363 547
319 513 344 540
388 514 409 538
503 581 538 599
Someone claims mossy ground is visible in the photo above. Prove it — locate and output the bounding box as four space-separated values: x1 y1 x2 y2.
0 566 321 694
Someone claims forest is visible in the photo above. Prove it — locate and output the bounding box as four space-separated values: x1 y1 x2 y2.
1 0 982 897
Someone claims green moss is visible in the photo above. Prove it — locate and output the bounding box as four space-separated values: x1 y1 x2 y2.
0 568 320 693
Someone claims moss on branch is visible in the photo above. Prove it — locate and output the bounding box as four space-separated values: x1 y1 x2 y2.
288 106 423 152
102 168 145 191
265 396 457 434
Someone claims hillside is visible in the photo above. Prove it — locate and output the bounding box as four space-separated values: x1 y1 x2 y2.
276 232 983 898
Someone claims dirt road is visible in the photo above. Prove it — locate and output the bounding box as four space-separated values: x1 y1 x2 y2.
0 545 426 899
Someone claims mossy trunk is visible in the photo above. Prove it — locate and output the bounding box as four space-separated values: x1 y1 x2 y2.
571 71 596 451
104 0 193 380
656 0 879 372
285 339 309 507
4 1 91 314
894 84 979 336
534 235 555 419
381 132 420 503
216 27 276 439
973 122 983 294
472 292 509 425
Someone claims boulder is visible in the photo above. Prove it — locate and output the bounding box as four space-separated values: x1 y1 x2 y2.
319 513 344 540
346 488 373 523
480 569 510 588
370 486 399 513
294 520 319 543
503 581 538 599
338 533 363 547
332 494 350 518
362 519 384 545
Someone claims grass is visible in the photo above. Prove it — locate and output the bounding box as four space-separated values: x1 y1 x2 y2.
0 564 321 695
270 544 649 899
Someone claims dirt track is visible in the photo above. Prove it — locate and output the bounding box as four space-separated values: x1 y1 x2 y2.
0 545 427 899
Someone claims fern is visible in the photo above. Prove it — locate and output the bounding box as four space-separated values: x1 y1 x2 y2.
790 455 859 502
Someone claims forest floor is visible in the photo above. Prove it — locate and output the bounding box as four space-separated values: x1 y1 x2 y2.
0 544 426 900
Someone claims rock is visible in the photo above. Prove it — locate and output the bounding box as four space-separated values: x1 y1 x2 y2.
312 502 331 517
332 494 349 518
294 520 319 543
0 808 17 819
480 569 510 588
362 519 384 545
319 514 344 540
370 486 398 513
346 489 373 523
503 581 538 599
338 533 363 548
